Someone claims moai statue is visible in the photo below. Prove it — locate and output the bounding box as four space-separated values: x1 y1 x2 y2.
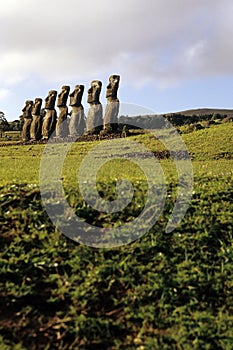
86 80 103 134
30 98 43 141
56 85 70 138
21 100 33 141
103 74 120 133
69 84 86 137
42 90 57 139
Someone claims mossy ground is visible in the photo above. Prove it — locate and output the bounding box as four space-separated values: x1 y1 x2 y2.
0 122 232 349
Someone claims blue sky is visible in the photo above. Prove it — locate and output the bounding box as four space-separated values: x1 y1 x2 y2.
1 0 233 121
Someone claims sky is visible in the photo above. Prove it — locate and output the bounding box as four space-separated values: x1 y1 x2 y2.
1 0 233 121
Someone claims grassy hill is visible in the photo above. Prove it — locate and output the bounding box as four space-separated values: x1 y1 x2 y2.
119 107 233 130
165 107 233 117
0 122 232 349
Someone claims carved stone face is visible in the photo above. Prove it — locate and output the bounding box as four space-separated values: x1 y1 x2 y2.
87 80 102 104
69 85 84 107
45 90 57 109
32 98 42 115
22 100 33 118
106 74 120 101
57 86 70 107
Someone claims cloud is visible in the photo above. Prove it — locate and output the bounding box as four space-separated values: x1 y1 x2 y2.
0 88 11 100
1 0 233 91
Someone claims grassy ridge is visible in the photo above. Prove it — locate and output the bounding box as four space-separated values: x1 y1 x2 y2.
0 123 232 185
0 123 233 349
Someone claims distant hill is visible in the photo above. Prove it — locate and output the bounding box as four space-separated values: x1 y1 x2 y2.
119 108 233 129
164 108 233 117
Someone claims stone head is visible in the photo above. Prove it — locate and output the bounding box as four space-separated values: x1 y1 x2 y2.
32 98 42 115
57 85 70 107
22 100 33 118
106 74 120 101
69 85 84 107
45 90 57 109
87 80 102 105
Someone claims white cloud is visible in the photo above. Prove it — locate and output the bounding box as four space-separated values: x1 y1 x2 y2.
0 88 11 100
0 0 233 90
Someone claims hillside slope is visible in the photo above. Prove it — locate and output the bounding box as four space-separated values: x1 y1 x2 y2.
164 108 233 117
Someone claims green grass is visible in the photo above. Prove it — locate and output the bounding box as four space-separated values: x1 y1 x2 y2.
182 123 233 160
0 122 233 349
0 123 232 186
